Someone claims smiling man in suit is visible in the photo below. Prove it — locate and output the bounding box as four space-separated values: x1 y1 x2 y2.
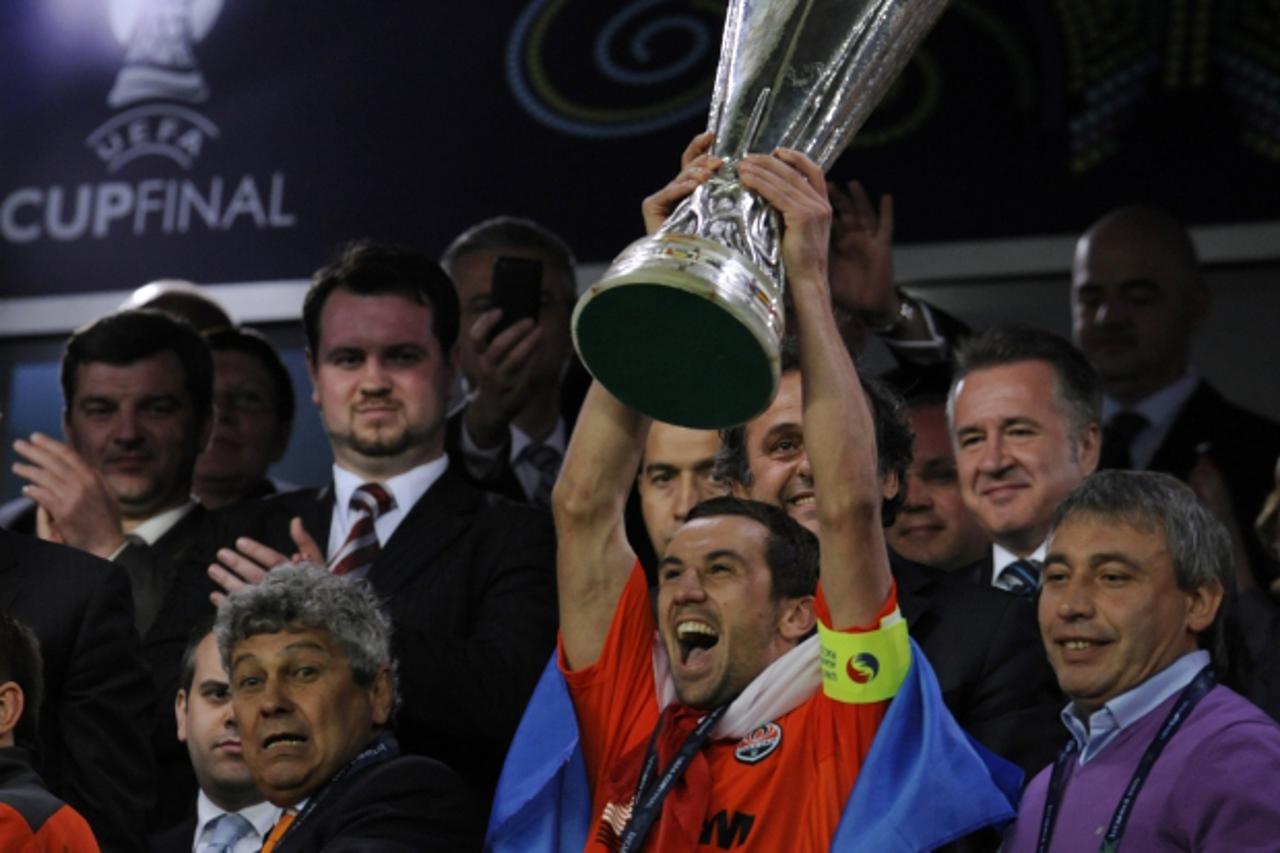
1071 205 1280 590
0 310 223 835
200 241 557 826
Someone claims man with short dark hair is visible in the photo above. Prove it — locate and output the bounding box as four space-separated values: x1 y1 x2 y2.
149 624 280 853
1004 471 1280 851
2 309 220 838
202 241 557 822
217 564 473 851
635 421 729 559
0 611 100 851
441 216 586 506
888 392 990 574
193 326 296 510
948 325 1102 594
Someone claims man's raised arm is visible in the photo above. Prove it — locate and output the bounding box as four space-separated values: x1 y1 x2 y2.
738 149 892 628
553 382 645 670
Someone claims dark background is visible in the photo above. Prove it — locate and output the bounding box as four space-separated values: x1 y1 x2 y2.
3 0 1278 295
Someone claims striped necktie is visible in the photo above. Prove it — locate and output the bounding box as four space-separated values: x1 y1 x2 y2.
329 483 395 578
204 812 253 853
996 558 1042 597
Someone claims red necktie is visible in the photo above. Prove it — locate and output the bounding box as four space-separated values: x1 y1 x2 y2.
328 483 394 578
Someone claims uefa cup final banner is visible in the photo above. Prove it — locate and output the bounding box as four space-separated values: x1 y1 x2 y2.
3 1 1277 299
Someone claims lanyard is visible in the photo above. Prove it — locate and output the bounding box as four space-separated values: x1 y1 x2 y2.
271 732 399 848
1036 666 1216 853
617 703 727 853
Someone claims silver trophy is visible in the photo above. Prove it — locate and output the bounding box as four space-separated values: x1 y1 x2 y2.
573 0 950 428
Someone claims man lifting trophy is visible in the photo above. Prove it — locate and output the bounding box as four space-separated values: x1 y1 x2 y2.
573 0 949 428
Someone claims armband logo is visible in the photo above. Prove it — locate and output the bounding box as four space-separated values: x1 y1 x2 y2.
734 721 782 764
846 652 880 685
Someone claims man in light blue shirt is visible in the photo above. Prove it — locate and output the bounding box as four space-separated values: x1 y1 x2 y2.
1004 470 1280 851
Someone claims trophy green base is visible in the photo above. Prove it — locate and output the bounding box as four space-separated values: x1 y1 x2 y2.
572 233 782 429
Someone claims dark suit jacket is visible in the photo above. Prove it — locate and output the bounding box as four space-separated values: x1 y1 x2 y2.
892 552 1063 777
146 815 193 853
274 753 475 853
1112 381 1280 585
188 462 558 820
0 529 156 853
130 506 229 833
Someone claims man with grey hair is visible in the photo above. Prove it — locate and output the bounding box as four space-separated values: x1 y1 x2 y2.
440 216 586 506
947 325 1102 593
216 564 475 851
1004 470 1280 851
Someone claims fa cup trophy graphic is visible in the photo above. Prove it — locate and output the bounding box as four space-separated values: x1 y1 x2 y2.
572 0 950 428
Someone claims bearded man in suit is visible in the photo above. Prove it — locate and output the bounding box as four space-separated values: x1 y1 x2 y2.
201 241 557 828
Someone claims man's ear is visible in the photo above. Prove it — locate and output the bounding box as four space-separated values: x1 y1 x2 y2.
1186 579 1224 635
0 681 25 744
175 688 189 744
777 595 816 643
1077 422 1102 475
370 666 394 727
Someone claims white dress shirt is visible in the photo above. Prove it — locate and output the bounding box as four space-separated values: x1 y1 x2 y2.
989 541 1048 587
1100 369 1199 471
326 457 449 560
192 791 281 853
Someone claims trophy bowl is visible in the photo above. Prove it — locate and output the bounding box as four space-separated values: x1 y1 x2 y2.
573 0 951 428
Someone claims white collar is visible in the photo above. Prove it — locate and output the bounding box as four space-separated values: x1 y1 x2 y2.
331 456 448 519
130 499 198 545
991 541 1047 583
1101 369 1200 431
510 417 567 461
193 790 281 851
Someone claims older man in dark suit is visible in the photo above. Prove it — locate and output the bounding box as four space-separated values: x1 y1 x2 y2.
202 242 557 827
217 563 474 852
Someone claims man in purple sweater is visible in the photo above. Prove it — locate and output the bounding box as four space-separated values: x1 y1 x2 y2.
1004 469 1280 851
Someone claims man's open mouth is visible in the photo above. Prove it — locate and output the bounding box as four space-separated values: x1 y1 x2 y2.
676 620 720 665
263 733 307 751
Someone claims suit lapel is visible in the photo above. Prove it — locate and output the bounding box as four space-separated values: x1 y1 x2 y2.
369 467 479 596
304 485 334 552
889 552 940 640
1148 381 1216 478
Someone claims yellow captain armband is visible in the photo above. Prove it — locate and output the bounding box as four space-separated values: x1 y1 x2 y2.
818 609 910 704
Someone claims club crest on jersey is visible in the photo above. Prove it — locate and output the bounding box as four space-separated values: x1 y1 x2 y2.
734 721 782 764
